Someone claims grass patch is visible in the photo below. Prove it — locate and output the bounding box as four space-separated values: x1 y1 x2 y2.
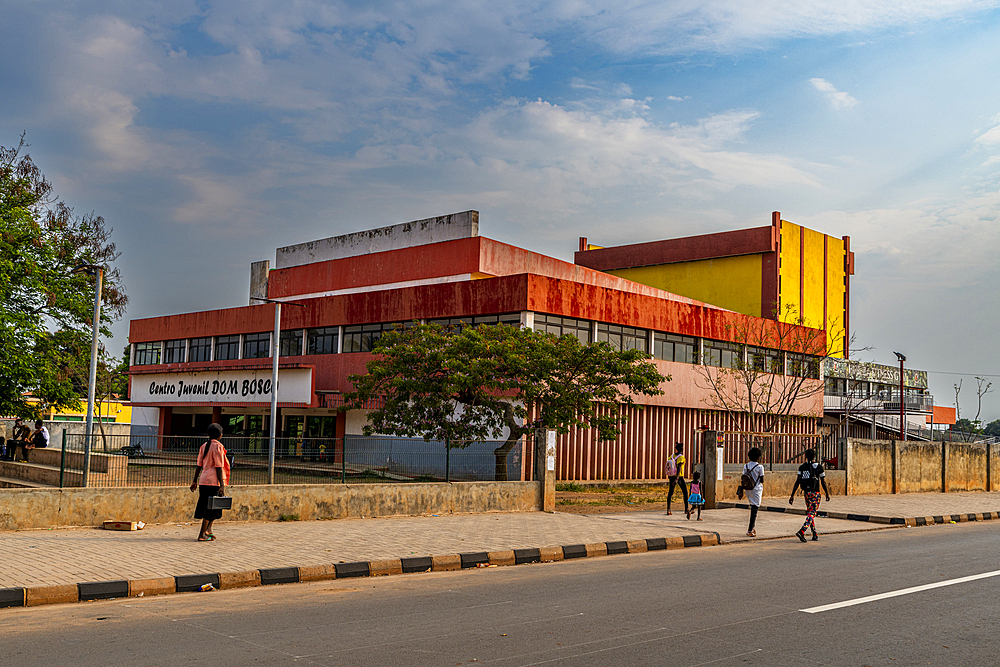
556 482 588 493
278 514 300 522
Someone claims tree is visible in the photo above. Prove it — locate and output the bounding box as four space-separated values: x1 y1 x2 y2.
694 305 834 462
341 322 668 480
953 377 992 442
0 136 128 418
984 419 1000 439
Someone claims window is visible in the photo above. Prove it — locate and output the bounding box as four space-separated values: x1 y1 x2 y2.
703 340 742 368
533 314 592 344
596 323 648 353
215 335 240 361
652 333 697 364
749 346 783 374
788 353 821 379
307 327 339 355
428 313 521 331
342 322 411 352
133 342 161 366
163 339 186 364
280 329 303 356
189 337 212 362
243 332 270 359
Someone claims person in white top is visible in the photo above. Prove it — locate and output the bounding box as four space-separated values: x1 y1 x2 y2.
743 447 764 537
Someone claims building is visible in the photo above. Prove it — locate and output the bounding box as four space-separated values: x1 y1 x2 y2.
128 211 831 480
574 212 853 358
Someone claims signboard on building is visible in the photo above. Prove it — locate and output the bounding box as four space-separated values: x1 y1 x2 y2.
131 368 313 405
822 358 928 390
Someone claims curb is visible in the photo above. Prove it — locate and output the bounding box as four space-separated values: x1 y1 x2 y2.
0 532 721 610
718 502 1000 527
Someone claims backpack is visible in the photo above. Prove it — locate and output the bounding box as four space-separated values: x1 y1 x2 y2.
665 456 678 477
740 464 760 490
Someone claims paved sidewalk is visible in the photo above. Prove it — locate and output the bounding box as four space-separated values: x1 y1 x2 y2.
3 492 1000 594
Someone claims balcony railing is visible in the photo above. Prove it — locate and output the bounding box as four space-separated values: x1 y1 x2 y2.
824 391 933 414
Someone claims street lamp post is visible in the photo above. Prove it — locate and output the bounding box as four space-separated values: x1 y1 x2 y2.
894 352 906 441
73 264 104 488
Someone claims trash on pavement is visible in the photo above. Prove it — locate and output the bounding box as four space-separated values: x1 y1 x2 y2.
103 521 146 531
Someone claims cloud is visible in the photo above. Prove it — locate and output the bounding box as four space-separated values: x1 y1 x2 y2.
809 78 859 109
975 116 1000 145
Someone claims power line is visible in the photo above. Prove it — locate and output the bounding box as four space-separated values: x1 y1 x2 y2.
923 370 1000 378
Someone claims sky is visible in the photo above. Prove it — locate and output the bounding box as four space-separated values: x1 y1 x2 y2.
3 0 1000 422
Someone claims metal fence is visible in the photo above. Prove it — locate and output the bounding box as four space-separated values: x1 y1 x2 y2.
719 432 834 469
61 434 525 488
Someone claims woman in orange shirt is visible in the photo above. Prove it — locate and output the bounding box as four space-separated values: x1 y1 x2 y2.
190 422 231 541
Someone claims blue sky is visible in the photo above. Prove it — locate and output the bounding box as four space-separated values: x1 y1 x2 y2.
3 0 1000 421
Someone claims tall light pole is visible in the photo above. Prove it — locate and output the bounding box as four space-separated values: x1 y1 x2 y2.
73 264 104 488
894 351 906 441
251 297 305 484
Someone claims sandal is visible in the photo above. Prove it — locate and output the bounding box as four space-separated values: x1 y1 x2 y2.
197 535 215 541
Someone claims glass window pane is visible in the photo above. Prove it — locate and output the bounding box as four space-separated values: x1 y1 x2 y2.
133 342 161 366
189 337 212 362
215 335 240 361
163 339 186 364
280 330 303 356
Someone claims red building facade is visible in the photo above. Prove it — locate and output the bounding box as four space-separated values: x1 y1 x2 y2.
128 211 824 480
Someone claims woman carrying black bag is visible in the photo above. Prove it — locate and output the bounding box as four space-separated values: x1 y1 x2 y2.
190 423 231 542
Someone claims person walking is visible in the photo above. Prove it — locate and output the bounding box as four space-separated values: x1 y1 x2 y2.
665 442 688 516
190 423 230 542
789 448 831 542
686 471 705 520
743 447 764 537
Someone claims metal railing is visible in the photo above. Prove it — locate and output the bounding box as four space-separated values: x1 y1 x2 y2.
718 432 833 469
824 392 934 414
61 434 525 487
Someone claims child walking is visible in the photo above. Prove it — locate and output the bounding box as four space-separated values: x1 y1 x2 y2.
686 472 705 520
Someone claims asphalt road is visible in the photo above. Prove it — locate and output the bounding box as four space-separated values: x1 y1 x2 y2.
8 521 1000 666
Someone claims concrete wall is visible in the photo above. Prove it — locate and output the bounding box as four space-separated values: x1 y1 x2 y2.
0 481 542 531
898 442 943 493
846 439 997 496
715 470 846 501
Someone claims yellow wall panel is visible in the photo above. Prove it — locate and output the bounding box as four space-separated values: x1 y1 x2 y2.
778 221 801 323
826 239 847 358
801 228 825 331
608 254 763 316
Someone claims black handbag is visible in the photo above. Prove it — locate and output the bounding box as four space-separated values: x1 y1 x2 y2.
206 494 232 511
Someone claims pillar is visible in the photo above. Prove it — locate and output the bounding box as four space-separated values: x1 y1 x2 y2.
212 406 223 425
701 430 725 509
157 407 172 451
844 438 854 496
534 428 556 512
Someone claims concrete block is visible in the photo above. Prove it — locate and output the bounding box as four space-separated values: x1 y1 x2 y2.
645 537 667 551
431 554 461 572
538 546 564 562
298 564 337 581
626 540 647 554
26 584 78 606
218 570 261 589
400 557 433 573
664 536 686 550
259 567 299 586
175 573 220 593
78 580 128 601
513 548 541 564
128 577 175 597
682 535 701 548
584 543 608 557
488 551 516 567
460 552 490 569
334 561 370 578
369 559 403 577
0 587 25 608
605 541 628 555
562 544 587 559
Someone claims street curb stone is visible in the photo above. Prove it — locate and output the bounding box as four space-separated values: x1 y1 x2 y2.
718 502 1000 528
9 532 720 610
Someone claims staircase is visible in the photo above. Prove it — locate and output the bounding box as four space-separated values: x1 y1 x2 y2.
0 447 128 488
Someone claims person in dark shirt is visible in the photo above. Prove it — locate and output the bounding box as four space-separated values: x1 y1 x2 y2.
789 448 831 542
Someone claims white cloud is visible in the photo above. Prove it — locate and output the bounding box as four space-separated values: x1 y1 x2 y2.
809 78 859 109
975 116 1000 145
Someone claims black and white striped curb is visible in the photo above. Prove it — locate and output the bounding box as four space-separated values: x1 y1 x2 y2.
0 532 721 609
719 502 1000 527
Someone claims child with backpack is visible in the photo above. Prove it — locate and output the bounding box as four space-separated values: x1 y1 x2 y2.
686 471 704 520
741 447 764 537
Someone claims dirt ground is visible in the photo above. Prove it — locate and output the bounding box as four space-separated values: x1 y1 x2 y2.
555 483 695 515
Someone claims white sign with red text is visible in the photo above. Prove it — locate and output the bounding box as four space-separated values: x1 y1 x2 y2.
131 368 313 405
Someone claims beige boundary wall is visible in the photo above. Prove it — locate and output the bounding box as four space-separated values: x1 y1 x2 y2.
0 481 543 531
714 470 847 501
845 438 1000 496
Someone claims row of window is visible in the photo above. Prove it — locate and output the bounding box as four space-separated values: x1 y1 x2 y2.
132 312 821 378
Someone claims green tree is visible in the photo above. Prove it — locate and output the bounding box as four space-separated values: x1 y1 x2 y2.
984 419 1000 438
342 323 667 480
0 137 128 418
